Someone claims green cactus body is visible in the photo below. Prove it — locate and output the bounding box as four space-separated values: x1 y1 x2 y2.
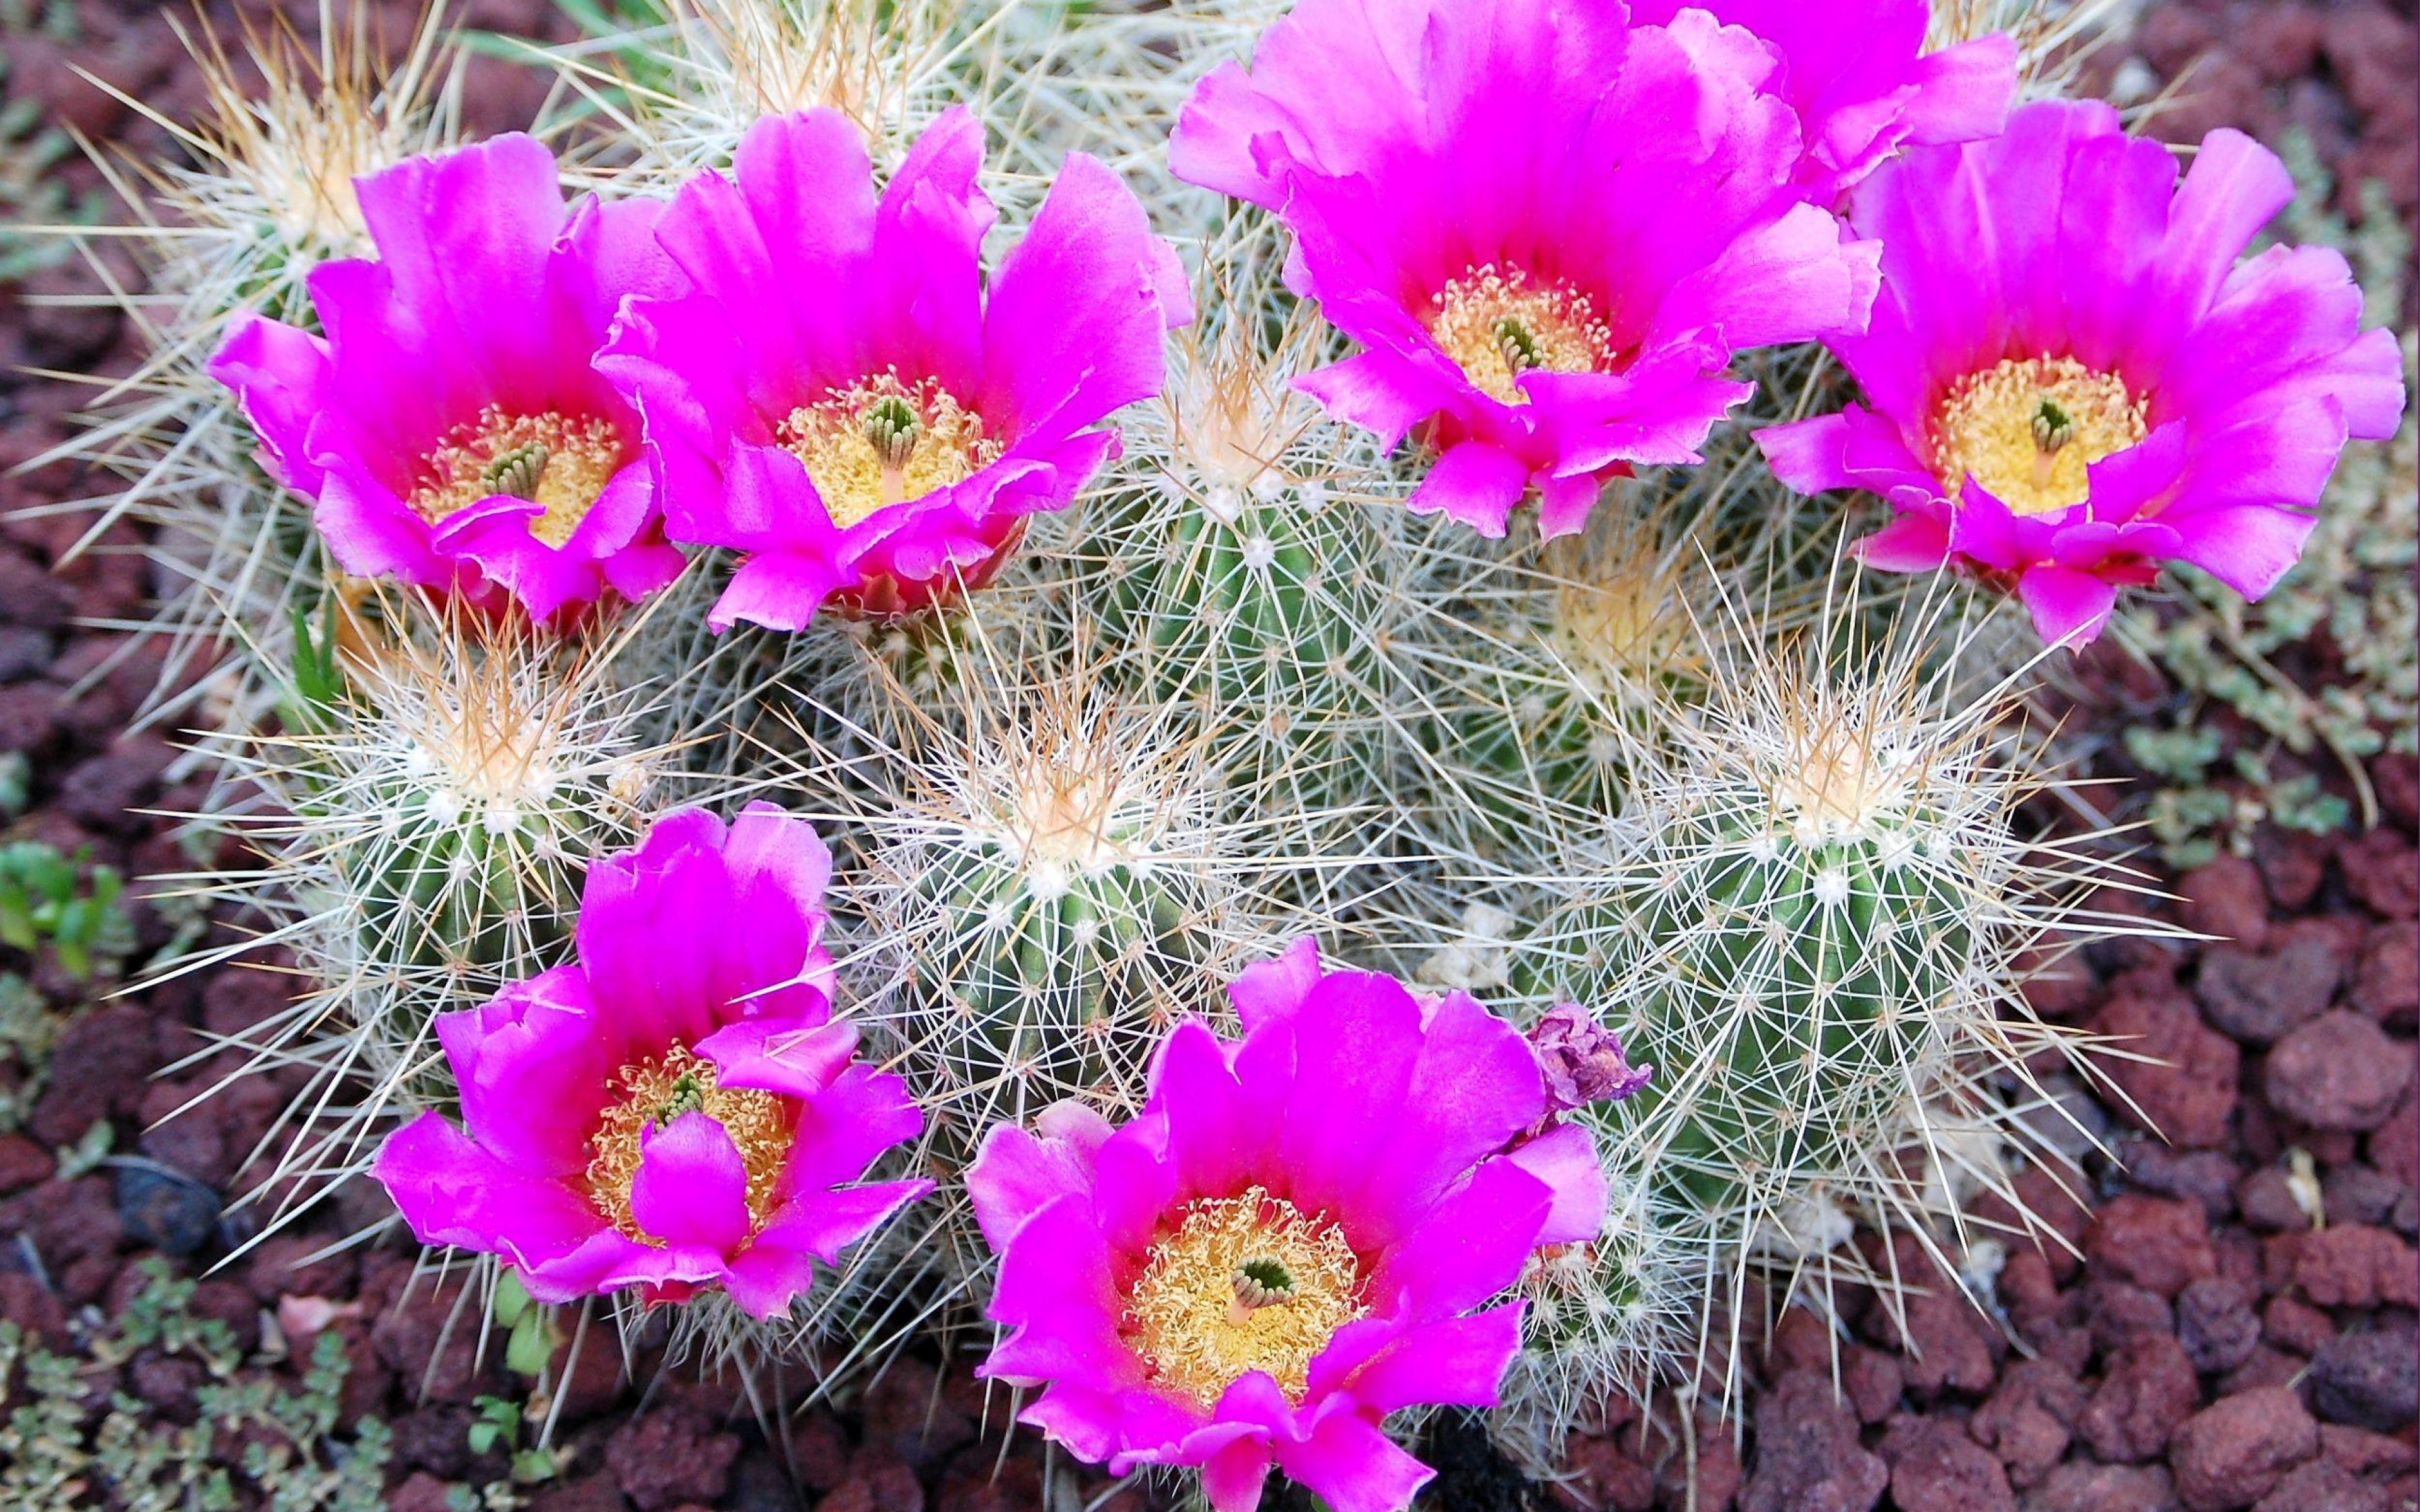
1604 819 1974 1225
903 832 1218 1148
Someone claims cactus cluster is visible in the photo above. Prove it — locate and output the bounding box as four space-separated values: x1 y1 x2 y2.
45 0 2389 1502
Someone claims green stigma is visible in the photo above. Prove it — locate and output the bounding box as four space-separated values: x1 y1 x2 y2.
1233 1256 1298 1309
1492 316 1543 377
2031 398 2075 455
480 442 550 501
861 393 923 467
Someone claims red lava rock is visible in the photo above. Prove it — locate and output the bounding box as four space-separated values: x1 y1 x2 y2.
0 551 71 631
25 1001 161 1146
2319 1423 2416 1478
2319 1164 2404 1228
2126 1145 2244 1223
1651 1409 1741 1512
2022 1460 2182 1511
2179 1278 2263 1375
388 1472 457 1512
2336 828 2417 920
2085 1280 2176 1352
786 1411 851 1493
861 1356 980 1478
528 1474 631 1512
0 680 64 757
2371 1089 2416 1193
55 732 175 834
2308 1326 2418 1433
0 1131 54 1194
1973 1360 2085 1491
1559 1436 1659 1511
2183 854 2272 949
1739 1373 1887 1512
2349 925 2417 1025
1841 1344 1902 1426
604 1404 740 1512
2265 1011 2416 1132
369 1284 504 1406
2238 1167 2315 1232
2292 1223 2420 1309
2195 936 2344 1045
2172 1387 2322 1511
819 1452 925 1512
2250 1458 2390 1512
2090 988 2240 1148
2263 1295 2339 1357
2078 1332 2203 1464
2087 1195 2218 1298
1880 1413 2016 1512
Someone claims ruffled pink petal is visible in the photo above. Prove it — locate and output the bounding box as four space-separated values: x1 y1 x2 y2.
1407 441 1530 536
1270 1404 1435 1512
1366 1155 1553 1316
576 803 836 1052
1227 937 1324 1031
1325 1303 1526 1413
2016 564 2123 648
374 1113 611 1276
980 151 1185 447
1852 510 1954 573
779 1062 926 1195
1504 1121 1610 1247
969 1118 1102 1253
629 1111 754 1253
983 1194 1136 1390
209 315 336 493
435 965 616 1178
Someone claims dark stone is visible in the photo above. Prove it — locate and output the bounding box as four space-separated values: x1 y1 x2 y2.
2309 1328 2419 1433
112 1158 223 1256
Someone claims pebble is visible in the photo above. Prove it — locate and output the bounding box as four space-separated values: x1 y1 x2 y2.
1738 1373 1887 1512
2090 988 2240 1148
2194 936 2344 1045
2308 1327 2418 1433
2171 1389 2322 1512
2265 1012 2414 1132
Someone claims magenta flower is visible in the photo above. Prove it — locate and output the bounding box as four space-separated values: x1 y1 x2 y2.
1168 0 1877 539
1758 101 2407 646
211 135 686 622
598 107 1190 629
374 804 929 1319
1627 0 2017 205
967 940 1607 1512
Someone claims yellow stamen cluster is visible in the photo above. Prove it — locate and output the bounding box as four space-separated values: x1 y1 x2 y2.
585 1045 790 1243
778 371 1003 529
1123 1187 1368 1407
1931 356 2148 517
1428 264 1618 406
411 404 629 547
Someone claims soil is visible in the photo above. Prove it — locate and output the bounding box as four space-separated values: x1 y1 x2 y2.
1 3 2413 1511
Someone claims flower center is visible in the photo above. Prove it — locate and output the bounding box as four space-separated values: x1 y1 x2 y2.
1122 1186 1368 1408
1931 357 2148 517
584 1045 789 1244
1427 264 1618 406
412 404 629 547
778 372 1003 529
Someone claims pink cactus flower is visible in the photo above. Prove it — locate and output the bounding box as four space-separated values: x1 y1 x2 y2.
211 134 686 622
599 106 1190 629
1758 100 2408 646
967 940 1608 1512
1625 0 2017 205
374 805 929 1319
1168 0 1878 540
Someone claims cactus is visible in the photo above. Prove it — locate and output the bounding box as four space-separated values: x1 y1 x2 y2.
158 595 669 1221
1511 602 2157 1408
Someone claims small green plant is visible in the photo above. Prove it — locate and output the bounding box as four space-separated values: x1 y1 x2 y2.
0 1261 391 1512
0 973 58 1132
0 842 133 981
